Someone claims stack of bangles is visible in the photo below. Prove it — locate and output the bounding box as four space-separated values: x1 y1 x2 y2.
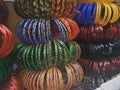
75 23 120 42
13 40 81 70
0 24 14 58
77 0 114 3
83 74 112 90
78 56 120 74
19 62 83 90
0 57 14 84
16 18 79 44
14 0 76 19
0 1 9 23
77 39 120 59
74 2 120 26
0 73 24 90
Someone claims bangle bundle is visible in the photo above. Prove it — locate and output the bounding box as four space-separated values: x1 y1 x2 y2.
83 74 112 90
0 57 13 84
0 0 9 23
19 62 83 90
0 24 14 58
78 56 120 74
17 18 79 44
14 0 76 19
53 18 79 41
0 73 24 90
75 23 120 42
13 40 81 70
74 3 120 26
16 19 51 44
78 39 120 59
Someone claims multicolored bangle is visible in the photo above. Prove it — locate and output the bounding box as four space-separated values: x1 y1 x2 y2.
13 40 80 70
74 3 120 26
14 0 76 19
17 18 79 44
19 62 83 90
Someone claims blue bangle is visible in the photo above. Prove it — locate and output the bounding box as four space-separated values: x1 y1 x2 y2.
86 3 97 24
54 20 64 40
28 20 35 44
57 20 67 41
38 19 42 42
81 4 89 24
31 19 39 44
17 20 28 42
73 4 85 25
22 20 31 42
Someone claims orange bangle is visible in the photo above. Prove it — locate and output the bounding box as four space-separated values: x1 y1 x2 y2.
65 18 79 40
19 62 83 90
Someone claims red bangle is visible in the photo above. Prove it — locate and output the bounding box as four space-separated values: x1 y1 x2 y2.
0 24 14 58
76 23 120 42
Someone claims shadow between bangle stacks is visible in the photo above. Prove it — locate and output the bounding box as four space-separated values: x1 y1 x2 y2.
0 1 9 23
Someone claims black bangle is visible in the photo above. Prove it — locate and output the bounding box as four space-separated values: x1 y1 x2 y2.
78 39 120 59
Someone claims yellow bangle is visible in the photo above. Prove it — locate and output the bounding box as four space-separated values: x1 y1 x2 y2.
95 2 101 24
99 3 108 26
77 0 114 4
109 4 120 23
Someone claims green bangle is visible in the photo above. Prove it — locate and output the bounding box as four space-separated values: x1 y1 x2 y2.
57 40 69 65
47 40 52 68
54 40 61 67
25 46 32 69
37 44 43 70
66 41 74 60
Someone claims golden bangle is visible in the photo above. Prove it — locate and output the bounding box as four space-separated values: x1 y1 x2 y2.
19 62 83 90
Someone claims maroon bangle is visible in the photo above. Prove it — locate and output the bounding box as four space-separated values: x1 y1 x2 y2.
76 23 120 43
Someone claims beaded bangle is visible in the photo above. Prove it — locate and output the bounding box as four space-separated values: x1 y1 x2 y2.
13 40 72 70
19 62 83 90
75 23 120 43
77 39 120 59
